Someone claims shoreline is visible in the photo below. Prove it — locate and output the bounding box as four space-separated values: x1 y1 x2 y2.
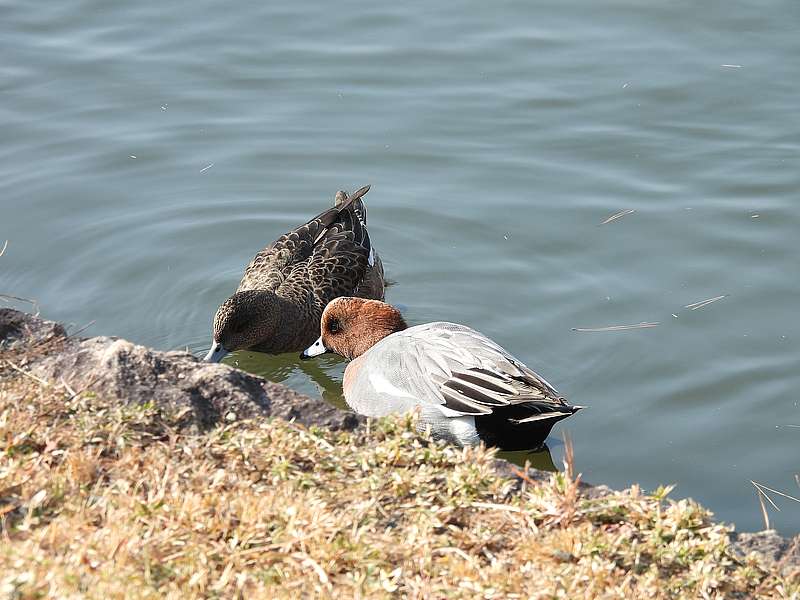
2 306 798 594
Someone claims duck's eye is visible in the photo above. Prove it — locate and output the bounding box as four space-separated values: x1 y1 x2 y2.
328 319 341 334
232 321 248 334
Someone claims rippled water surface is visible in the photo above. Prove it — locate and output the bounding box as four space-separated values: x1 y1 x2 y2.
3 0 799 533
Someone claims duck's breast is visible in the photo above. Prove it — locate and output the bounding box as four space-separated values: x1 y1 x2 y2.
343 348 480 446
341 337 432 418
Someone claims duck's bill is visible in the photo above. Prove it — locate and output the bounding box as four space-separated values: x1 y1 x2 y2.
204 342 229 363
300 336 328 360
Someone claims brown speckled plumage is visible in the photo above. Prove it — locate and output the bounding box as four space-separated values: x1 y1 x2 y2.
210 186 385 355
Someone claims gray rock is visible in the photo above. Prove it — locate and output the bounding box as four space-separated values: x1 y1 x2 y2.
0 307 66 349
731 530 800 576
1 308 361 433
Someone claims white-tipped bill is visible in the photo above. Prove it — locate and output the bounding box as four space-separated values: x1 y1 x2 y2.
300 336 327 359
204 341 229 363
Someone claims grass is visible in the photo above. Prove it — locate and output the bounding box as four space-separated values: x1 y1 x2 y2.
1 361 799 599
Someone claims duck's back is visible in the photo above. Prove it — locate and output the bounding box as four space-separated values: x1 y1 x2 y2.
344 322 562 415
238 186 383 306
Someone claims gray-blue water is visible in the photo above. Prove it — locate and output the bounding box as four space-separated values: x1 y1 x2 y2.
2 0 798 533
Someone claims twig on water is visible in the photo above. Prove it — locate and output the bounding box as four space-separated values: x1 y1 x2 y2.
600 209 635 225
684 295 727 311
572 322 659 333
752 484 772 530
0 294 40 315
751 481 800 506
0 240 8 257
750 480 800 530
67 320 96 339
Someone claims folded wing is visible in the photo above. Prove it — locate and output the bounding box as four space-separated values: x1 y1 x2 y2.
393 322 570 419
238 186 373 298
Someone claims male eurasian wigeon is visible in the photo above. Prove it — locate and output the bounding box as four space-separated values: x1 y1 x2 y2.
204 186 384 362
301 297 583 450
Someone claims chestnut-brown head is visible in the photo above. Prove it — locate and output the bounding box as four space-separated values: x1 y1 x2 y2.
300 297 407 361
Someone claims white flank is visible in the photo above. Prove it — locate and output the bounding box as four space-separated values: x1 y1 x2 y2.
368 370 418 400
449 415 480 446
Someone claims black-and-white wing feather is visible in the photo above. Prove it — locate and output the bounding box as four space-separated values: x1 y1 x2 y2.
398 323 571 420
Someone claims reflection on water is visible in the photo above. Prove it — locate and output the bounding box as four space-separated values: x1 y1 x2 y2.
497 445 559 473
228 350 350 411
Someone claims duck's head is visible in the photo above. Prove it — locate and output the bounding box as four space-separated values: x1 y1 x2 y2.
300 297 407 361
204 290 280 362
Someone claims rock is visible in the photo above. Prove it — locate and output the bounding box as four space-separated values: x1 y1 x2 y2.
0 308 66 350
731 530 800 576
1 308 361 433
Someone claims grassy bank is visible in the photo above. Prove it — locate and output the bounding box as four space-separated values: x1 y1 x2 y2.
1 371 798 599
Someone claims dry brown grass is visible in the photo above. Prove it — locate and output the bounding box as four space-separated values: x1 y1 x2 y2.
1 366 798 599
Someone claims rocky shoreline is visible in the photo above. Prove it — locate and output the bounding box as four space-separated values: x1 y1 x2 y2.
1 307 797 575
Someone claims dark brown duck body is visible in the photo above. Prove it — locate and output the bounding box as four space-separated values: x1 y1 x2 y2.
204 186 385 361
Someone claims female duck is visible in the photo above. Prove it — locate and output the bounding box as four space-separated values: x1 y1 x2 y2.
301 298 583 450
205 186 384 362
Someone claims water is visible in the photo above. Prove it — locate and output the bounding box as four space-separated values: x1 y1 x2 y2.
2 0 799 533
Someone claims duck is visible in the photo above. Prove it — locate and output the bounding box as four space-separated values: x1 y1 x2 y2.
204 186 384 362
300 297 583 450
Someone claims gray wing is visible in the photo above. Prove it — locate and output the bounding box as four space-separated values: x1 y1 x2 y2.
350 322 567 419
